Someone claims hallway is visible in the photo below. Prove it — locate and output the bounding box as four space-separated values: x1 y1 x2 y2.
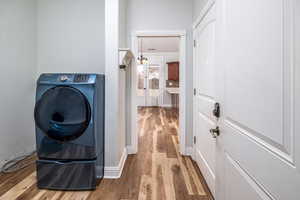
0 107 212 200
130 107 213 200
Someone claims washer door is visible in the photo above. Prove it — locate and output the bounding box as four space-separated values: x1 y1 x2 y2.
34 86 91 142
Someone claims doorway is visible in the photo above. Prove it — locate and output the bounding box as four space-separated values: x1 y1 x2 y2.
130 31 187 155
129 31 214 200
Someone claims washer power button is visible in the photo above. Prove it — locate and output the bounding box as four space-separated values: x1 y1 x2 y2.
60 75 69 82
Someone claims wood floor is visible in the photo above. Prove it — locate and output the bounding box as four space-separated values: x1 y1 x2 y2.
0 107 213 200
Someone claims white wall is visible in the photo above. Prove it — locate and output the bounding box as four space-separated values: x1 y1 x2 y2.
0 0 124 173
118 53 127 163
118 0 129 160
105 0 125 169
37 0 105 74
127 0 193 32
127 0 194 146
193 0 208 21
0 0 37 168
37 0 124 168
119 0 128 48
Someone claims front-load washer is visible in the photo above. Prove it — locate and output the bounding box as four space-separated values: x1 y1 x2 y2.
34 73 105 190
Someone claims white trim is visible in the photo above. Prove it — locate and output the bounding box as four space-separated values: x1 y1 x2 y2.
161 104 172 108
179 33 187 155
133 30 186 37
186 147 194 157
131 30 188 156
193 0 216 29
126 145 137 155
104 148 128 179
105 0 119 168
194 149 216 195
119 48 131 52
131 35 138 154
0 145 35 171
143 52 180 56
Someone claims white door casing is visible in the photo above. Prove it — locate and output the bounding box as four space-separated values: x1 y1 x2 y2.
131 31 187 155
215 0 300 199
193 2 217 196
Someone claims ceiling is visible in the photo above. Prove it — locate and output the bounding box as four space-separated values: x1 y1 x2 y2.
138 37 180 53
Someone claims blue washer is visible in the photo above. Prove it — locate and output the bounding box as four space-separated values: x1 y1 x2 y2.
34 73 105 190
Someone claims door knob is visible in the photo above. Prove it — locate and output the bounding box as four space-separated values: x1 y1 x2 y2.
210 126 220 138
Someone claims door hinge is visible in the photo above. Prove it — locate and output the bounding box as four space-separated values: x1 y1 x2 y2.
194 136 196 144
194 88 197 96
193 40 197 47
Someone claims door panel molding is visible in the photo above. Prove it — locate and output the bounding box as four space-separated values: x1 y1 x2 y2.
225 152 274 200
195 149 216 195
223 120 300 199
193 0 216 29
198 93 215 101
222 0 295 155
222 0 295 165
198 95 217 123
224 118 294 165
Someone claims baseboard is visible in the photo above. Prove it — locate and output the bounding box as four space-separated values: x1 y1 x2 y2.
0 145 35 171
161 104 172 108
185 147 194 157
126 145 137 155
104 148 128 179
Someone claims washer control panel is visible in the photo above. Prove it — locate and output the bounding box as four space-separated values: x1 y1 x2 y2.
74 74 90 83
38 74 96 84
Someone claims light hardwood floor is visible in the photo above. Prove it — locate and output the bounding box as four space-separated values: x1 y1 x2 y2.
0 107 213 200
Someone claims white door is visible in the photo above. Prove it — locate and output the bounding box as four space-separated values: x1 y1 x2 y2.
136 56 163 107
193 3 217 196
136 64 147 106
146 64 161 106
215 0 300 199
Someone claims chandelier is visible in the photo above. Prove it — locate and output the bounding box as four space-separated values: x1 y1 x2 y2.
137 37 148 65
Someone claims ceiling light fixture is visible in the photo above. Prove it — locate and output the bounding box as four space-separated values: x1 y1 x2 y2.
137 38 148 65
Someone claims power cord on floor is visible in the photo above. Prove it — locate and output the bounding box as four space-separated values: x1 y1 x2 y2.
1 151 36 174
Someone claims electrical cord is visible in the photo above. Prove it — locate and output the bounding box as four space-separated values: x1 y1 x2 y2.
1 151 36 174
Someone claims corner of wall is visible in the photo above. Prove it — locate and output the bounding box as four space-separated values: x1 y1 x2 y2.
104 147 128 179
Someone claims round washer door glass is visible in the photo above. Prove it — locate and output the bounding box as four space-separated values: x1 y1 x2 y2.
34 86 91 142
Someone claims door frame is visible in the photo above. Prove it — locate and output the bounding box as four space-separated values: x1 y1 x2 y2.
129 30 188 155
